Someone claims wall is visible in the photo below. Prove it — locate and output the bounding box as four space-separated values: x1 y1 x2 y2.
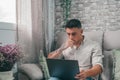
55 0 120 31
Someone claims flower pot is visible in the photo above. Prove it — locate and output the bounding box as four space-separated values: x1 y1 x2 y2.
0 71 14 80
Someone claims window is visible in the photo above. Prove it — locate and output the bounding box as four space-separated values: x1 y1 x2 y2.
0 0 16 24
0 0 16 45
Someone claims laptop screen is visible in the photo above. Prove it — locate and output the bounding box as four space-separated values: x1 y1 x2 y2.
46 59 79 80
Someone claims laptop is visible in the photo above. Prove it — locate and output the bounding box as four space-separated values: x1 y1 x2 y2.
46 59 79 80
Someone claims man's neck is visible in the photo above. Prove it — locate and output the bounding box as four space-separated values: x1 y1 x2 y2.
75 36 84 48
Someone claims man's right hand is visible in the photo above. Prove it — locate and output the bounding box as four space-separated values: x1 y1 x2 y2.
48 39 75 59
63 39 75 49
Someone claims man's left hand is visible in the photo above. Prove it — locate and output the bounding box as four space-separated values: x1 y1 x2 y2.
75 70 87 80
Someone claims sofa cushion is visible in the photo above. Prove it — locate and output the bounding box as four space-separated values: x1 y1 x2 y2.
101 50 114 80
83 31 103 46
104 30 120 50
18 64 43 80
55 31 67 49
113 49 120 80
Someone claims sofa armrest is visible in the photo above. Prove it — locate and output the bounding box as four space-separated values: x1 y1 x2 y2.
18 63 43 80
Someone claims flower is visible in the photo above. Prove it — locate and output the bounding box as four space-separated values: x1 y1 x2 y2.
0 44 21 71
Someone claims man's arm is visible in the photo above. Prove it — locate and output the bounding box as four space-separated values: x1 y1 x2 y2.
85 64 102 77
48 39 74 59
75 64 102 79
47 49 63 59
75 42 103 79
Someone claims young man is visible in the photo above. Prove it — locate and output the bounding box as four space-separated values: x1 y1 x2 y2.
48 19 103 80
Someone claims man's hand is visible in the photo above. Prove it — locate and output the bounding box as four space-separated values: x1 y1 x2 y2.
75 70 87 80
63 39 75 49
48 39 75 59
75 64 102 80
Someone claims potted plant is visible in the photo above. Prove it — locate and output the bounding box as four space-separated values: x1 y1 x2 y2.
0 44 21 80
60 0 72 27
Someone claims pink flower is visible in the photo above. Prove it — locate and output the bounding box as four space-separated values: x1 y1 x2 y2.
0 44 21 71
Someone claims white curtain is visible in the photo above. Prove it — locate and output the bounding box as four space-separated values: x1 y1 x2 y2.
17 0 43 63
43 0 55 54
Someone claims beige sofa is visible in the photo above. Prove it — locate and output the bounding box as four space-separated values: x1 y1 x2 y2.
18 30 120 80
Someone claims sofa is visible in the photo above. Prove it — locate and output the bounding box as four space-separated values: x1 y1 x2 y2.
18 30 120 80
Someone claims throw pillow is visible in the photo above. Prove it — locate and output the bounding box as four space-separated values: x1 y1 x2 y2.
113 49 120 80
39 50 50 80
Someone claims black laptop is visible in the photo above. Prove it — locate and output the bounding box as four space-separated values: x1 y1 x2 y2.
46 59 79 80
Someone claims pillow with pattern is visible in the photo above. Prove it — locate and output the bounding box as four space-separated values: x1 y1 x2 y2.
113 49 120 80
39 50 50 80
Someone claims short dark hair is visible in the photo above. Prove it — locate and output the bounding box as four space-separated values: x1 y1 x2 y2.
65 19 82 28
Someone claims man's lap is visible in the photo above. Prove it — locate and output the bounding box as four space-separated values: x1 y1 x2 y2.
48 77 93 80
48 77 61 80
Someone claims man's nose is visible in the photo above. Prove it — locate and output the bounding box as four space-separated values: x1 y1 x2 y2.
69 34 74 40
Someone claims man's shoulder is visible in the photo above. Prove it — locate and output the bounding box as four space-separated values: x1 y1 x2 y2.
84 37 101 46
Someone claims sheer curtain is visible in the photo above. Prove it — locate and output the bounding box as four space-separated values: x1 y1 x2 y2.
17 0 43 63
43 0 55 55
17 0 55 63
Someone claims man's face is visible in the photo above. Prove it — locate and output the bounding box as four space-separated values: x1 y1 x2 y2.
65 28 83 44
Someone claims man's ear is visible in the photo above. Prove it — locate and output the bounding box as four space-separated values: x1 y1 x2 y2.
80 29 83 33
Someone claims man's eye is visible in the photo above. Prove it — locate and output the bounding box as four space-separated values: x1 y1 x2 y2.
67 33 70 36
67 33 76 36
72 33 76 36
